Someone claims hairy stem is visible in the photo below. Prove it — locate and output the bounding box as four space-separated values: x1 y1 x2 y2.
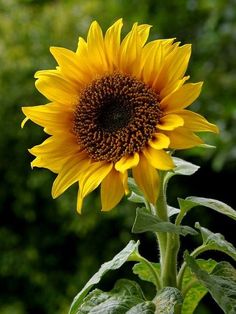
155 171 179 288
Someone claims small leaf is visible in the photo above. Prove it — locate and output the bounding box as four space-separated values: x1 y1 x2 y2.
132 208 197 236
128 177 143 196
186 196 236 221
165 157 200 183
181 259 217 314
132 262 161 287
154 287 183 314
176 198 199 224
196 222 236 261
69 241 139 314
185 253 236 313
128 191 145 204
113 278 145 298
172 157 200 176
75 279 155 314
167 205 180 217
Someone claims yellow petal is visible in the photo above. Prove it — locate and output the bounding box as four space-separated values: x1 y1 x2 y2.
165 127 204 149
22 103 72 134
52 153 90 198
132 154 160 204
87 21 108 72
120 171 129 195
149 133 170 149
143 147 174 170
29 135 80 173
105 19 123 69
154 44 191 91
160 75 190 99
141 40 163 86
178 110 219 133
50 47 91 86
76 36 88 58
119 23 141 74
101 167 124 211
157 114 184 131
35 71 78 104
77 162 113 213
21 116 29 128
160 82 203 112
137 24 152 46
115 153 139 173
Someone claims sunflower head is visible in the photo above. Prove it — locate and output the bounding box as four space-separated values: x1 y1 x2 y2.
22 19 219 213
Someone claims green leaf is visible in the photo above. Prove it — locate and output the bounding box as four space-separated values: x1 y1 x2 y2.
172 157 200 176
128 178 143 197
176 198 200 225
185 253 236 313
165 157 200 183
126 302 156 314
128 191 145 204
196 222 236 261
132 208 197 236
167 205 180 217
176 196 236 225
132 262 161 287
181 259 217 314
69 241 139 314
186 196 236 221
75 279 155 314
154 287 183 313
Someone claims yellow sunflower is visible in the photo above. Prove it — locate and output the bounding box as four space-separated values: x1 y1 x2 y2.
22 19 218 213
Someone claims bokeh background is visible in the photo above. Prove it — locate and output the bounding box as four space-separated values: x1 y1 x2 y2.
0 0 236 313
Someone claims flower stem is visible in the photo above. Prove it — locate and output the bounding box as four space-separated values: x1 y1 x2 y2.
155 171 179 288
155 172 168 279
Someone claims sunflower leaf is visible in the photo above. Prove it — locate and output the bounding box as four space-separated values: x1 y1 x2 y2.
132 262 161 287
184 253 236 313
168 205 180 217
74 279 155 314
128 178 143 196
195 222 236 261
154 287 183 313
165 157 200 183
186 196 236 221
128 191 145 204
132 208 197 236
181 259 217 314
69 241 140 314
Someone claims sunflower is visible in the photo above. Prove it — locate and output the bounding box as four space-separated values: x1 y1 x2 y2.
22 19 218 213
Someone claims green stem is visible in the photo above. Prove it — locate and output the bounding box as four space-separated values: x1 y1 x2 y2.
155 172 168 280
155 171 179 288
162 233 180 287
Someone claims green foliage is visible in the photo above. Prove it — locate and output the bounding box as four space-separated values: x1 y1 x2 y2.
132 262 161 288
132 207 198 236
176 196 236 226
154 287 183 314
69 241 139 314
196 223 236 261
181 259 217 314
185 253 236 313
74 279 155 314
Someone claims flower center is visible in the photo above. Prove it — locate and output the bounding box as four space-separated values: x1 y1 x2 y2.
73 73 162 162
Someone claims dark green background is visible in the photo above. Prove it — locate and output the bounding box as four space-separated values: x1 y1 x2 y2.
0 0 235 313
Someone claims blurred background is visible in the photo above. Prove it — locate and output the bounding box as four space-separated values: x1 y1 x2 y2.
0 0 235 313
